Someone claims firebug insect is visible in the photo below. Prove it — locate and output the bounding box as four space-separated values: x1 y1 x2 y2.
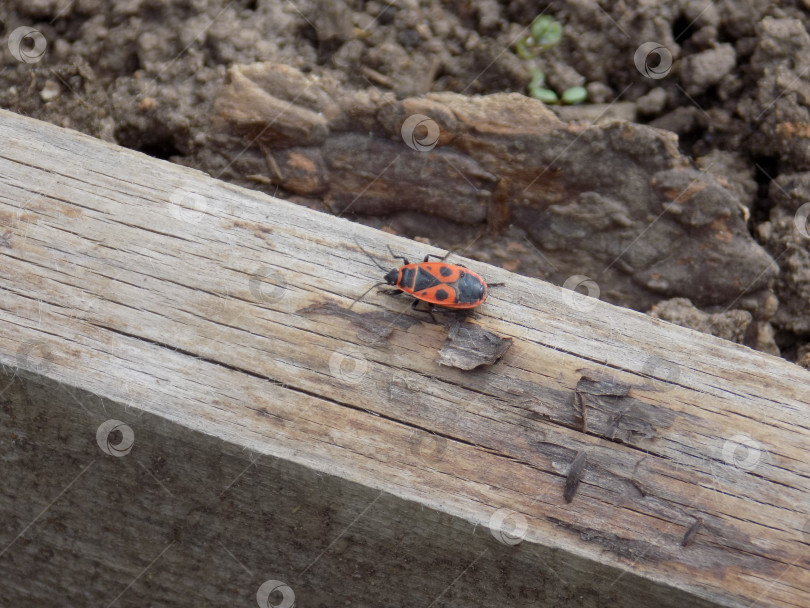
351 241 496 318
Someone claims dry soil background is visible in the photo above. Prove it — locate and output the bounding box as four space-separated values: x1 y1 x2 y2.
3 0 810 365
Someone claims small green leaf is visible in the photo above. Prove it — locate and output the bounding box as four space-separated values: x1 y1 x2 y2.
531 87 559 104
531 16 563 48
561 86 588 105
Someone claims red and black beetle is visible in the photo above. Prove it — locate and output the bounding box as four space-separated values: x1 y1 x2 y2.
351 242 494 316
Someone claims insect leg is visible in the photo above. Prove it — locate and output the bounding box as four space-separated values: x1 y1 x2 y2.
411 299 439 323
422 252 451 263
386 245 409 266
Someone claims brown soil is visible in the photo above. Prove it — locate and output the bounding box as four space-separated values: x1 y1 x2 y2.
2 0 810 364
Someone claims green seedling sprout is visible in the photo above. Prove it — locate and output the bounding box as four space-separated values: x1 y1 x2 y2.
531 16 563 48
528 69 558 103
516 38 535 60
517 15 564 59
519 15 589 105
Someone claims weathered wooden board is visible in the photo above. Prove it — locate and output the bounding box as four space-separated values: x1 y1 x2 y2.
0 108 808 607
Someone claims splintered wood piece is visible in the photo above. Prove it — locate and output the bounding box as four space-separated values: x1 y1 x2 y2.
437 318 513 370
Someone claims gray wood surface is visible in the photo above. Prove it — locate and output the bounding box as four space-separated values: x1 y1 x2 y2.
0 108 808 607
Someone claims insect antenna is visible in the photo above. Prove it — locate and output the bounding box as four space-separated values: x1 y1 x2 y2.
354 239 389 271
348 281 387 311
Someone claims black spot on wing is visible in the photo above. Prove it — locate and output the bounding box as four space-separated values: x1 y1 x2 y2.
414 267 441 291
434 288 449 302
439 266 453 277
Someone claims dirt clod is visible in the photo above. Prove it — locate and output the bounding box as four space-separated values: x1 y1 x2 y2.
647 298 753 344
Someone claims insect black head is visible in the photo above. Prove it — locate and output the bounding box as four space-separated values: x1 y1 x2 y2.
384 269 399 285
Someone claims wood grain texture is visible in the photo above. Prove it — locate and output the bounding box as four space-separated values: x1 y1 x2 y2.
0 108 808 607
